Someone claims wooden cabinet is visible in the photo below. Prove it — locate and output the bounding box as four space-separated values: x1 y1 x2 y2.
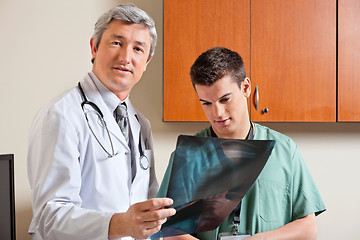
163 0 250 121
164 0 357 122
250 0 336 122
338 0 360 122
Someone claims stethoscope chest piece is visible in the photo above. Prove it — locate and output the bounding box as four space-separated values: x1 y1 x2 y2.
140 155 149 170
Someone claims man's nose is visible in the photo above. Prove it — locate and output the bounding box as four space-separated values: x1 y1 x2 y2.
213 103 224 118
119 46 131 64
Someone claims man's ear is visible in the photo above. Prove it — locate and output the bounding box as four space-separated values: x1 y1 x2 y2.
143 55 153 71
90 37 97 60
242 77 251 98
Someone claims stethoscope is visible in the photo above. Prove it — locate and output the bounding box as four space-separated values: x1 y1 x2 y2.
78 82 149 170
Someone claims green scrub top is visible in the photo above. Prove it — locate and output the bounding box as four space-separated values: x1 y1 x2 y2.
158 123 326 239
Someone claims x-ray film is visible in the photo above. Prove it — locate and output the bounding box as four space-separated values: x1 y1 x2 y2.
151 135 275 238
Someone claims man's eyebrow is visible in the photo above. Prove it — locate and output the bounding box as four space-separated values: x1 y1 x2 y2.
219 93 231 100
199 93 231 103
135 40 147 48
110 34 147 47
110 34 125 40
199 98 210 103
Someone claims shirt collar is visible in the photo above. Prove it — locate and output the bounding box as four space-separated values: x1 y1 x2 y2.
88 72 130 113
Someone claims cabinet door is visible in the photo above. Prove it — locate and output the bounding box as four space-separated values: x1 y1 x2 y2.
338 0 360 121
250 0 336 122
163 0 250 121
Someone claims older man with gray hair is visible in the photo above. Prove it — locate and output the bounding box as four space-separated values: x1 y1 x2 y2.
27 4 175 240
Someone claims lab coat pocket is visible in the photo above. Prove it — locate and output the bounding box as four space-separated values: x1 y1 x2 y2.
258 179 289 222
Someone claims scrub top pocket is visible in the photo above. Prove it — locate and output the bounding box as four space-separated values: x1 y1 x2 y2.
258 179 290 223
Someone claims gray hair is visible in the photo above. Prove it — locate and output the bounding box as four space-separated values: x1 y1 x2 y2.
93 3 157 61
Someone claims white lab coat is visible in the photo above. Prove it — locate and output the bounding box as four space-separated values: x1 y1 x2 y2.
27 73 158 240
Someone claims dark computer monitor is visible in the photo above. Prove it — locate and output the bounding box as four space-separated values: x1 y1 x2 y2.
0 154 16 240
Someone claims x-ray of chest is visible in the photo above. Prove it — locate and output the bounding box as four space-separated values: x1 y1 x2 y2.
151 135 275 238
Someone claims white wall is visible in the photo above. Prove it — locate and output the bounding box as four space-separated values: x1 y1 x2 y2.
0 0 359 239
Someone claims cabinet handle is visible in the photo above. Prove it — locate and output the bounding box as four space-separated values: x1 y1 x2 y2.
255 85 259 111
